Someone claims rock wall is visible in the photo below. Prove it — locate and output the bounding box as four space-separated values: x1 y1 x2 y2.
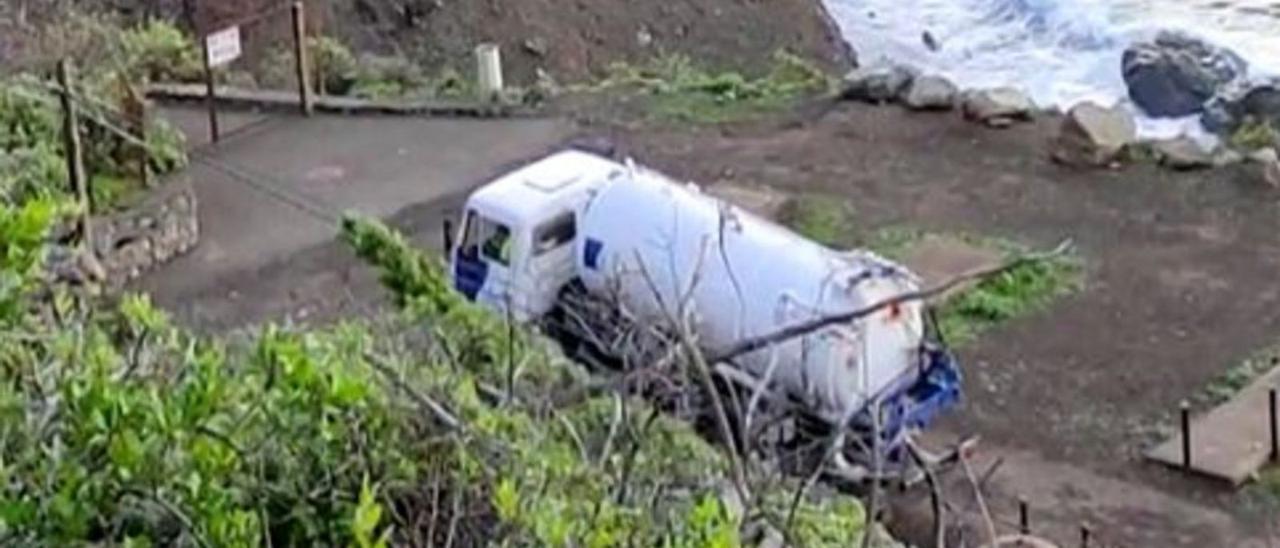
91 178 199 285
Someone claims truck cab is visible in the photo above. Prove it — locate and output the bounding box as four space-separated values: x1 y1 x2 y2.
448 150 625 321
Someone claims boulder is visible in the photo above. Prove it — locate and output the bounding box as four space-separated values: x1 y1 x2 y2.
1264 154 1280 188
1122 31 1248 118
1255 148 1280 188
962 87 1034 126
842 64 916 104
1151 137 1214 170
1052 101 1136 166
900 75 958 110
1202 79 1280 135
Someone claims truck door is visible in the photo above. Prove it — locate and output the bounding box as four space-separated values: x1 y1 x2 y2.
526 212 578 315
453 210 518 313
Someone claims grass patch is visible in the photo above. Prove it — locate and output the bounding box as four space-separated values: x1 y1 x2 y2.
778 194 856 248
779 193 1082 346
936 251 1081 346
576 51 834 124
1230 117 1279 151
1191 345 1280 410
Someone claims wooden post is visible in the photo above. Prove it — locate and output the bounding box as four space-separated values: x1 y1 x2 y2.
1018 497 1030 535
291 1 314 115
201 33 220 143
56 59 93 250
1270 387 1278 461
1180 400 1192 469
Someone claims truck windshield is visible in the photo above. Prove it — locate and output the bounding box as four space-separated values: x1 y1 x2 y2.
533 212 576 256
459 211 513 266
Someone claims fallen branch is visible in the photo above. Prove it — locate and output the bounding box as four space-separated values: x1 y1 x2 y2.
712 239 1073 363
365 351 464 432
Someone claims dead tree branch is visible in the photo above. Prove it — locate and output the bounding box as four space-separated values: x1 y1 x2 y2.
712 240 1073 363
364 351 463 432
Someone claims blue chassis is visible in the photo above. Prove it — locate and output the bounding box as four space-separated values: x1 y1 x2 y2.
845 344 962 464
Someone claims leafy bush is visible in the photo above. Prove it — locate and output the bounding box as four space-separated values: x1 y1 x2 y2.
120 20 203 84
0 208 881 546
349 54 429 99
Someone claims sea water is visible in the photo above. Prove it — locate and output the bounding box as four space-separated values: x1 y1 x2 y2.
823 0 1280 138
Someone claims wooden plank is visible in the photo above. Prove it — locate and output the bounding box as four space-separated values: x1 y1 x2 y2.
1145 367 1280 485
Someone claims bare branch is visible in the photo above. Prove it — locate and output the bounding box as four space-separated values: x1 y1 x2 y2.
712 239 1073 363
364 351 464 432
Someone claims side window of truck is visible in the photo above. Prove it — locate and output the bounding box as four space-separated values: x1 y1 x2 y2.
533 213 576 257
459 211 513 266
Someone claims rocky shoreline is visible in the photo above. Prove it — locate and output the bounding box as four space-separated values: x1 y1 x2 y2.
834 29 1279 186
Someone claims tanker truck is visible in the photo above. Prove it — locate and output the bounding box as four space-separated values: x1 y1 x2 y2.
446 149 960 470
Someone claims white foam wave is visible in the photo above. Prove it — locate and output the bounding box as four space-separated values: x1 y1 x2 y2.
823 0 1280 137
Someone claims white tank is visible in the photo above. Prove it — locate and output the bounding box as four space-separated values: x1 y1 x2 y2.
575 164 926 423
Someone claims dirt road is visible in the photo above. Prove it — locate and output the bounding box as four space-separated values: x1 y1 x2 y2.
136 107 572 329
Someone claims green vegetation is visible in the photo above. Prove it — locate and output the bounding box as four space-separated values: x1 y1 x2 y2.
1191 345 1280 410
578 51 834 123
778 195 856 248
0 18 191 211
257 37 477 101
937 249 1081 345
780 194 1082 346
0 187 879 545
1229 117 1279 151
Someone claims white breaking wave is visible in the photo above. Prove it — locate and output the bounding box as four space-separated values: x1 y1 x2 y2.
823 0 1280 138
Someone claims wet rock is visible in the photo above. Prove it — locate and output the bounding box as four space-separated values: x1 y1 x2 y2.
922 30 940 52
1202 79 1280 135
962 87 1034 126
1213 147 1245 167
1052 101 1136 166
1122 31 1247 118
522 37 548 57
900 74 957 110
841 64 916 104
1152 137 1214 170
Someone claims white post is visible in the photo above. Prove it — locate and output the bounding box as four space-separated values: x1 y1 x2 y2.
475 43 504 101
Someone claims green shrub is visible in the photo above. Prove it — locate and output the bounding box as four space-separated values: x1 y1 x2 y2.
120 20 203 83
1230 117 1279 151
349 54 428 99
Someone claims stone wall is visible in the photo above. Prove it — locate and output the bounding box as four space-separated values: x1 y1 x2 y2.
90 178 199 285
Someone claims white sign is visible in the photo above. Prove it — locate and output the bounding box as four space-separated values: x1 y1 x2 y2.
205 26 242 68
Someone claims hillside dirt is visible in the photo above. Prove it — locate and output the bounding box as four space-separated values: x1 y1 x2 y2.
573 97 1280 546
319 0 854 84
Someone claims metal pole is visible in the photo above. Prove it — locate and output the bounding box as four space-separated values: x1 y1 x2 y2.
1180 400 1192 469
201 33 220 143
1270 387 1278 461
291 1 314 115
442 219 454 253
56 59 92 250
1018 497 1030 535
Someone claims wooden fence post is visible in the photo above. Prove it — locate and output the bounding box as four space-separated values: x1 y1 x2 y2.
56 59 93 251
292 1 314 115
201 33 221 143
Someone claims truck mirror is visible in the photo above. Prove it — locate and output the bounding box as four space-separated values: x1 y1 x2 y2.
442 219 454 255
